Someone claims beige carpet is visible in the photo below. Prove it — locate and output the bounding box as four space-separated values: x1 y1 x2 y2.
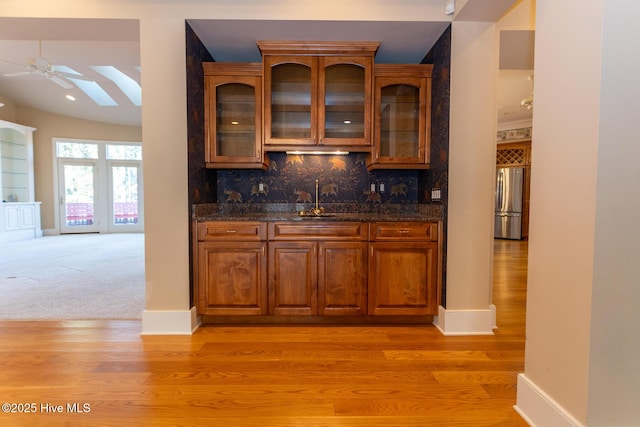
0 233 144 320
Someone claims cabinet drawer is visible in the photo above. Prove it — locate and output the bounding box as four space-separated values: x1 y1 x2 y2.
370 222 438 241
268 221 368 241
198 221 267 241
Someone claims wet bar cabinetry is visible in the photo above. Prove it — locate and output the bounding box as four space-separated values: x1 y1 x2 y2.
369 64 433 170
259 41 378 152
203 63 267 169
195 221 268 315
203 42 434 168
268 221 368 316
368 222 440 315
194 219 441 323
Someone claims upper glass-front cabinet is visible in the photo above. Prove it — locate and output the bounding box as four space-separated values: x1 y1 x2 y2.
369 64 433 170
204 63 267 169
265 56 316 145
259 42 378 152
320 58 370 145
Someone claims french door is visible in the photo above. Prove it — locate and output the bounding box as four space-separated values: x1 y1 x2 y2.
107 161 143 233
55 139 143 234
59 160 100 233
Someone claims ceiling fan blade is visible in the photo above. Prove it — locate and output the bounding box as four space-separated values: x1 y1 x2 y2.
3 71 31 77
48 75 73 89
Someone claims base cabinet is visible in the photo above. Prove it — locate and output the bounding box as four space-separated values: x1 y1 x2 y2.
195 220 439 321
0 202 42 243
195 222 267 316
268 222 368 316
368 222 440 316
368 241 438 315
198 241 267 315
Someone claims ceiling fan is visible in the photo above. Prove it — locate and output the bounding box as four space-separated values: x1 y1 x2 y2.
0 40 91 89
501 74 534 117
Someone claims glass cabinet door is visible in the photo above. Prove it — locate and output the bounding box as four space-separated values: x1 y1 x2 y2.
373 76 429 166
380 83 420 157
264 56 316 146
206 74 262 165
320 56 372 146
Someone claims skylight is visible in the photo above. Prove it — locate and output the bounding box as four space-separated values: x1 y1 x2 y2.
68 77 118 106
91 66 142 106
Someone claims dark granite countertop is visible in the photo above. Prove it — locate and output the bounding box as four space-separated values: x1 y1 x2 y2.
193 203 443 223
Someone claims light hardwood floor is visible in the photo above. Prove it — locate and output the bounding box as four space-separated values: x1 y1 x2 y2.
0 239 528 426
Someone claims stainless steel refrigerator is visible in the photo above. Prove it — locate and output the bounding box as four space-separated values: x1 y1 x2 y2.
494 167 524 239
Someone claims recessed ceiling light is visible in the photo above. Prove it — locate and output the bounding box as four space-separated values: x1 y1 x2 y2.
66 95 76 101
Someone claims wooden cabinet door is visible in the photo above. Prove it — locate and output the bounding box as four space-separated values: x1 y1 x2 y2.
263 55 318 147
318 56 372 147
368 241 438 315
203 63 266 169
369 64 433 170
318 241 368 316
197 241 267 315
268 241 317 315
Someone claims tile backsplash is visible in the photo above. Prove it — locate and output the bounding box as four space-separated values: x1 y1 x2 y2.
217 153 418 205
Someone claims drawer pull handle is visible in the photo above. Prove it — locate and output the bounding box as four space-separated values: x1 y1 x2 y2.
398 230 410 233
225 230 238 233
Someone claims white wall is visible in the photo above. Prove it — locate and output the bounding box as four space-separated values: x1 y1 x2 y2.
587 1 640 425
440 20 497 335
517 1 640 425
521 0 602 421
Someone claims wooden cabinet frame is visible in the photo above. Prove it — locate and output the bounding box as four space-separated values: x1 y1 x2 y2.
203 62 268 169
369 64 433 170
259 41 378 152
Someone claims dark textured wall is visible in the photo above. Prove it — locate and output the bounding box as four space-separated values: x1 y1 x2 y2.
185 22 215 299
218 153 418 205
422 25 451 307
186 22 216 207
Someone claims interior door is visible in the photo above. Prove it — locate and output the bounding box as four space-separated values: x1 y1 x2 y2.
58 159 99 233
108 161 143 233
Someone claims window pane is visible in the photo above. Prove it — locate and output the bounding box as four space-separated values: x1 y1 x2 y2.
63 164 95 226
56 142 99 159
106 144 142 160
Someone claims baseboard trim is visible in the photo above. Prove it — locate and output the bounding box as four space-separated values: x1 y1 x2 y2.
434 304 496 335
515 373 585 427
141 307 201 335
